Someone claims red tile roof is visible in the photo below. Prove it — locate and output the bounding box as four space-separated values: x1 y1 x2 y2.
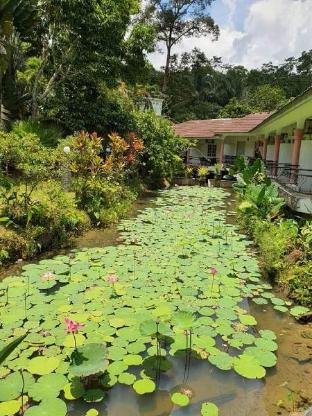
174 113 271 138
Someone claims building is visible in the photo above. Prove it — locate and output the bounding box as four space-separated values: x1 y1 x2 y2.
174 87 312 213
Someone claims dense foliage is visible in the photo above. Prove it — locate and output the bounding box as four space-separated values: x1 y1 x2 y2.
233 158 312 308
165 48 312 121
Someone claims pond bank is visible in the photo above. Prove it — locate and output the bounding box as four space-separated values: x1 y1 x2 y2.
0 186 311 416
0 191 157 281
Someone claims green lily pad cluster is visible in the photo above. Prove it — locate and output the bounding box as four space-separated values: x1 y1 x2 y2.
0 186 310 414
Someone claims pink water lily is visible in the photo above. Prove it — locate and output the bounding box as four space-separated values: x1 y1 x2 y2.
40 272 55 281
107 274 119 284
64 318 85 334
210 267 217 277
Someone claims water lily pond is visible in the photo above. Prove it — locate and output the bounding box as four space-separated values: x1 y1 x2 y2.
0 187 311 416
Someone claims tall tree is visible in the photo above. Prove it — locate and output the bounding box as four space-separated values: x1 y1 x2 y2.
0 0 35 126
144 0 219 91
20 0 155 123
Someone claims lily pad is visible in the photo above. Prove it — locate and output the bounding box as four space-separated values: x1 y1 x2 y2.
69 344 108 377
133 379 156 394
201 402 219 416
27 357 60 376
171 392 190 407
233 354 266 379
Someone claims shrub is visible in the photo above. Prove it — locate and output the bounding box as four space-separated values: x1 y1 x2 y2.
12 120 63 147
0 130 64 180
238 183 284 220
72 177 136 226
280 263 312 308
0 181 90 260
252 219 298 275
132 111 188 187
0 226 28 262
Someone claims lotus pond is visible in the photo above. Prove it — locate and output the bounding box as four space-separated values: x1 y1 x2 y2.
0 186 311 416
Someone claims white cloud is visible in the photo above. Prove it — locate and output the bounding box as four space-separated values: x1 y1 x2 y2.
149 0 312 70
232 0 312 68
149 27 243 69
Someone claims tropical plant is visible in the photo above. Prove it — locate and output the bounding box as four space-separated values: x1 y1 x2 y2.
232 158 269 195
198 166 209 178
132 110 188 186
185 166 193 178
238 183 285 219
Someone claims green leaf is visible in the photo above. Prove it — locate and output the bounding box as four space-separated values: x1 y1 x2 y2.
24 398 67 416
0 334 28 366
201 402 219 416
27 357 60 376
133 378 156 394
171 392 190 407
233 354 266 379
208 352 233 371
290 306 310 317
69 344 108 377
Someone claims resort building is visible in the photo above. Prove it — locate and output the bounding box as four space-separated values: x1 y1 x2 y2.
174 86 312 213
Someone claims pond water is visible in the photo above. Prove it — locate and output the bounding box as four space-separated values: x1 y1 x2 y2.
0 187 311 416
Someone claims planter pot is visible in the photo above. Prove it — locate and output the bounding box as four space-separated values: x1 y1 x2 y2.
208 178 220 188
220 180 234 189
174 177 194 186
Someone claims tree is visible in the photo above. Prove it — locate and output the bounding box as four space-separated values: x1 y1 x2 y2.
144 0 219 91
0 0 35 126
17 0 155 122
219 98 252 118
246 84 287 112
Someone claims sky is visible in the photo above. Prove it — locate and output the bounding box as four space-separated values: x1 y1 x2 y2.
149 0 312 70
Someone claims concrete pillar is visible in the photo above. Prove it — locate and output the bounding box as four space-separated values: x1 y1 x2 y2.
219 139 225 163
290 128 303 184
273 134 281 176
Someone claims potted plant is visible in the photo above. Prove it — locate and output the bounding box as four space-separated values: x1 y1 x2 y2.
198 166 209 186
212 163 223 187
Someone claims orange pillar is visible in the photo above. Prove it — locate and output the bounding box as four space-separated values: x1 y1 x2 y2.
291 128 303 183
219 139 225 163
273 134 281 176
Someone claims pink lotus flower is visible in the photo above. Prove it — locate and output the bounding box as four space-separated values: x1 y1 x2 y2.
210 267 217 277
107 274 119 284
64 318 85 334
40 272 55 281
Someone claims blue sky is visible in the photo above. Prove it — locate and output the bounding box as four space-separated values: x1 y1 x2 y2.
149 0 312 69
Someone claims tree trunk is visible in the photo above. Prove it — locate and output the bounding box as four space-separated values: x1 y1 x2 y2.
162 44 172 92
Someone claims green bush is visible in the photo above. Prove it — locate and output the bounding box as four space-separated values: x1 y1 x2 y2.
252 219 298 275
0 226 28 262
0 130 64 179
132 111 188 187
0 181 90 261
73 177 136 226
12 120 63 147
280 263 312 308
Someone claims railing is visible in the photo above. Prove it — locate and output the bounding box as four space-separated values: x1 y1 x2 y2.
266 161 312 194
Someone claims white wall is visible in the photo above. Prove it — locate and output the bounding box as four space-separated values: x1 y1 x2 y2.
299 139 312 170
279 143 292 164
245 141 255 157
223 137 236 156
298 139 312 193
267 144 274 161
